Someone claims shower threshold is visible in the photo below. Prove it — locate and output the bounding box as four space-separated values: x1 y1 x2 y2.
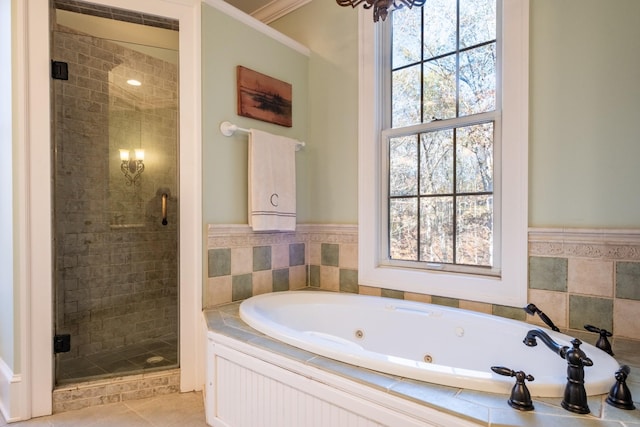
52 368 181 413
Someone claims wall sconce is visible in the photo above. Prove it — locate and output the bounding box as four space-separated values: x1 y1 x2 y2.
120 148 145 185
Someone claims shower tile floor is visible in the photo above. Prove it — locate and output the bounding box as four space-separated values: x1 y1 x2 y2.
56 335 178 384
0 391 208 427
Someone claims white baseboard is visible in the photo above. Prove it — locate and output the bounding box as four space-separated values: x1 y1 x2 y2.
0 357 22 422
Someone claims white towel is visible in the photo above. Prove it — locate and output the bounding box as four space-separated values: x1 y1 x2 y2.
248 128 298 231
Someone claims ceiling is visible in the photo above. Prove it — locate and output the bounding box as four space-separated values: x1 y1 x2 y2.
225 0 312 24
225 0 273 15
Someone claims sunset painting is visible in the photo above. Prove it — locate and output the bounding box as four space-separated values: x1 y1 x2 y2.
237 66 292 127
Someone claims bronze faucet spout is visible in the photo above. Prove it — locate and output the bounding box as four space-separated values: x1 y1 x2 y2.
523 329 592 414
523 328 566 356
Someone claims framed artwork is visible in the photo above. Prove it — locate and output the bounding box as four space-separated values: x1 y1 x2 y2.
237 66 292 127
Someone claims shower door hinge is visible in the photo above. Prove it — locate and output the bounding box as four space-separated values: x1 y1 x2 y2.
53 334 71 354
51 61 69 80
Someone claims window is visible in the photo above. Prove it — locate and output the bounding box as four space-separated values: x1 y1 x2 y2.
385 1 498 275
358 0 529 306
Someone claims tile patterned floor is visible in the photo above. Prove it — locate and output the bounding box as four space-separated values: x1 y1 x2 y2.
56 335 178 384
0 392 208 427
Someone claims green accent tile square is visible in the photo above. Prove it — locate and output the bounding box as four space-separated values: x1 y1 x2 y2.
529 256 568 291
208 248 231 277
339 269 358 293
309 265 320 287
253 246 271 271
432 296 459 308
493 304 526 321
273 268 289 292
569 295 613 331
289 243 305 266
381 288 404 300
321 243 339 267
616 262 640 301
231 274 253 301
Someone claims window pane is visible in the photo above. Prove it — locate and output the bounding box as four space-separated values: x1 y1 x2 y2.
456 123 493 193
460 0 496 49
423 0 456 60
423 55 456 120
419 196 453 263
392 6 421 69
392 64 421 127
390 198 418 260
456 195 493 266
420 129 453 195
459 43 496 116
390 135 418 196
386 0 500 271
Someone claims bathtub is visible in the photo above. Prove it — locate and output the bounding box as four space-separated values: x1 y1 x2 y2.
239 291 620 398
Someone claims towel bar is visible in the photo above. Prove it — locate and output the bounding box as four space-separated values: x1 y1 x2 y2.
220 121 305 150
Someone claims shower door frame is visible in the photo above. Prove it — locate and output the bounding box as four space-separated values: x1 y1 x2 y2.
18 0 202 419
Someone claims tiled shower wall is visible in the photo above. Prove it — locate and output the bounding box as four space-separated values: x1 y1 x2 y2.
53 24 178 360
206 225 640 342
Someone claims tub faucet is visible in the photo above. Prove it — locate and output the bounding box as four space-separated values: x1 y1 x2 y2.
523 303 560 332
523 329 593 414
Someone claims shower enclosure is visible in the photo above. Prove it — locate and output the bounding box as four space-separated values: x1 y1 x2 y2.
51 1 179 384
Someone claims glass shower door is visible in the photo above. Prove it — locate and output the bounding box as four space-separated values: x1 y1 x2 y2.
52 19 179 385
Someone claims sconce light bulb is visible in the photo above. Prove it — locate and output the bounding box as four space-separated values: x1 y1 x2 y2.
135 149 145 161
119 149 130 161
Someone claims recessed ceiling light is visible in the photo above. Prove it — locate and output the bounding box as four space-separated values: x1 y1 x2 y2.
127 79 142 86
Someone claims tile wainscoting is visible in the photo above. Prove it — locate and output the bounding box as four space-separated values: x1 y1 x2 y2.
205 225 640 342
205 224 358 307
528 228 640 343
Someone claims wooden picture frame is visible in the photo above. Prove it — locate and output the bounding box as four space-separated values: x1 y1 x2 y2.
237 66 292 127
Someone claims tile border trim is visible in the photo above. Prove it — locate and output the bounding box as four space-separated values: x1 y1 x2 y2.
207 224 358 248
529 227 640 260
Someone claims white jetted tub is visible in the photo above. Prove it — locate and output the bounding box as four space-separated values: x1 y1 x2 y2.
239 291 620 397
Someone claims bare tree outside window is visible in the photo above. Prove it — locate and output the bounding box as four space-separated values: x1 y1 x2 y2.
388 0 497 269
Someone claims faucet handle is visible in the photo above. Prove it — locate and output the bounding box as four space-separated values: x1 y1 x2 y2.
584 324 614 356
606 365 635 410
491 366 535 411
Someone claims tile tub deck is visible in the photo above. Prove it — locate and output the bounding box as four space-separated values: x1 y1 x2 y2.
204 302 640 427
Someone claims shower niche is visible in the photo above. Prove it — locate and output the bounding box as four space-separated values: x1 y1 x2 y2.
51 2 179 384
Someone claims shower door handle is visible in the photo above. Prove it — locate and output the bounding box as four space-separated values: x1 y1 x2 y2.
162 193 168 225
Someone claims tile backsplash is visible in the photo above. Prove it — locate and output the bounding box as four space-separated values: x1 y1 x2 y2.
206 225 640 342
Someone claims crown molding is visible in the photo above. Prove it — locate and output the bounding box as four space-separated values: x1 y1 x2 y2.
203 0 310 56
251 0 312 24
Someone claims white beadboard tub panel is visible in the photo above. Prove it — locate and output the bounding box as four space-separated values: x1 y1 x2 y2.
214 352 386 427
205 332 479 427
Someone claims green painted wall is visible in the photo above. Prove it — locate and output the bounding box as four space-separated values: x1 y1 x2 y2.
529 0 640 227
273 0 640 229
202 4 309 224
271 1 359 224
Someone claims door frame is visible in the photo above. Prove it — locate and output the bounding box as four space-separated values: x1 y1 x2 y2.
20 0 202 418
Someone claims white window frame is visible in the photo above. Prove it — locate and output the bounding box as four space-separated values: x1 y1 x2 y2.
358 0 529 307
